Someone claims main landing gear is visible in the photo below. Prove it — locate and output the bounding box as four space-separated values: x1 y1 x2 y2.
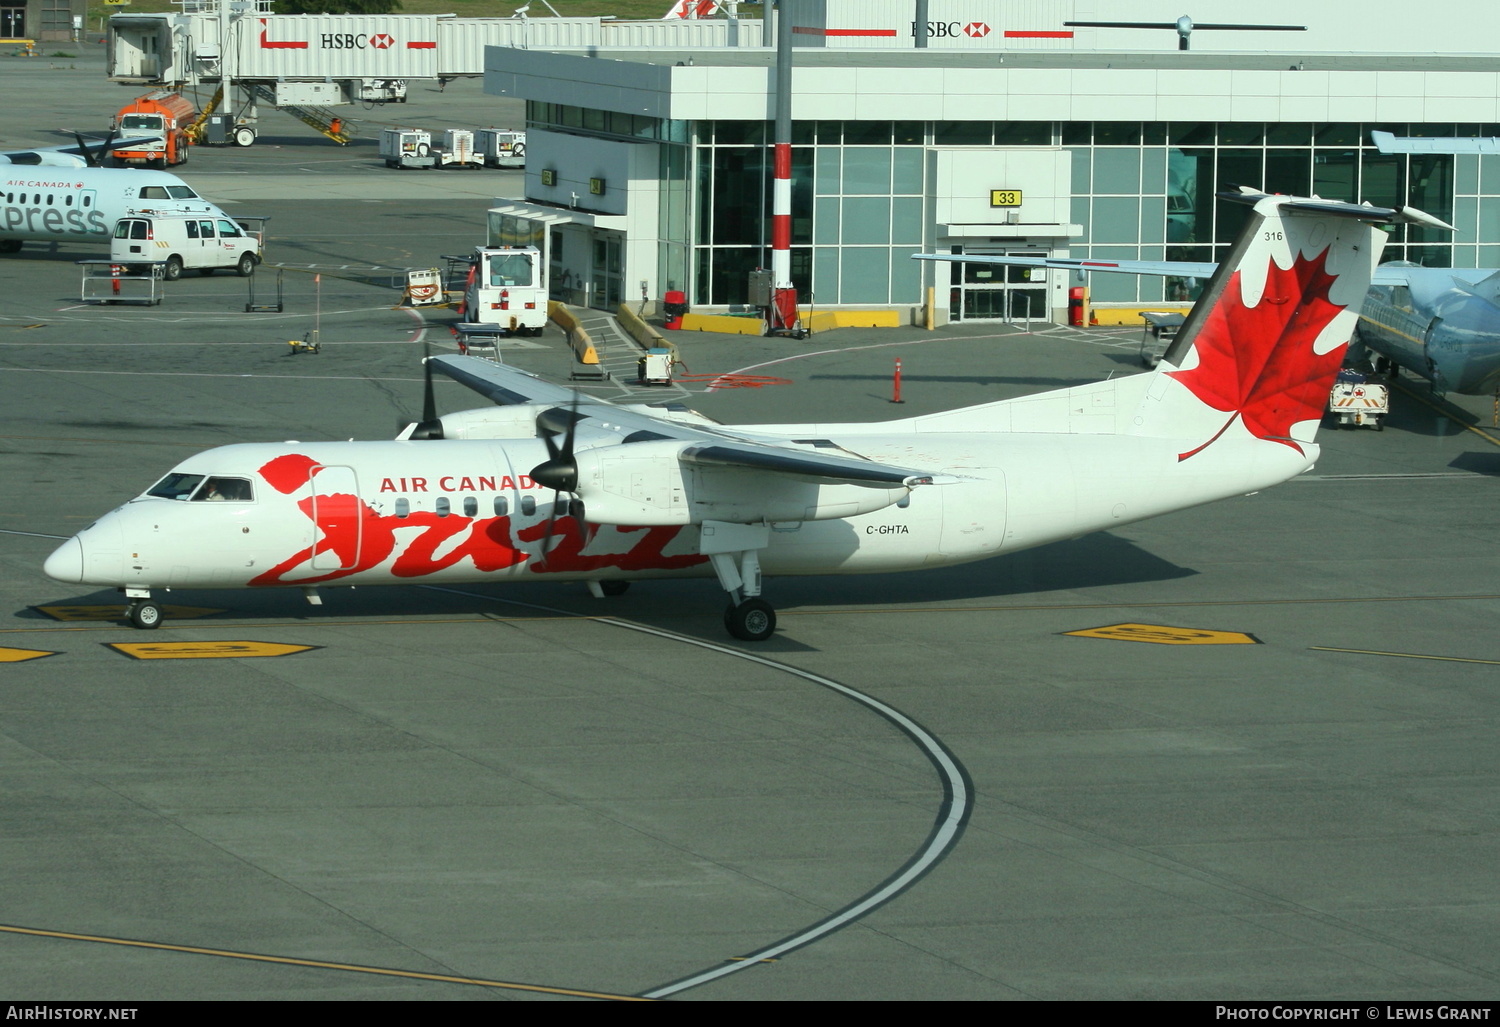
703 521 776 642
124 588 162 629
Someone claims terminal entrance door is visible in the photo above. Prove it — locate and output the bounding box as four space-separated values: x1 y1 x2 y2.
949 249 1050 324
590 233 623 310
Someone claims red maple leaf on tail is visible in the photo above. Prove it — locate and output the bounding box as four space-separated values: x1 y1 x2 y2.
1167 250 1349 461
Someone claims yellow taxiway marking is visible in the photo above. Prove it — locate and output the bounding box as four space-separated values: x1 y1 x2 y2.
106 641 320 660
1063 622 1261 645
0 646 59 663
1389 379 1500 447
34 604 225 622
1310 646 1500 666
0 923 646 1000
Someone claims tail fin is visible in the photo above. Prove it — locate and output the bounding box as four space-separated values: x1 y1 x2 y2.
1148 190 1427 460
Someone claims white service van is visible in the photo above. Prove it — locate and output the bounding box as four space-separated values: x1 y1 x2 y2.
111 213 264 280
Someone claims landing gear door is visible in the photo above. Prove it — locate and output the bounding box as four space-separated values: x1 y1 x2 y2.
310 464 362 570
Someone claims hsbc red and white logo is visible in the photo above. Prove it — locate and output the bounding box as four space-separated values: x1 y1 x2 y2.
370 33 394 49
910 20 993 40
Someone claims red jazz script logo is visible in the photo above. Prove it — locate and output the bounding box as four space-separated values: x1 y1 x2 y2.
1168 250 1348 461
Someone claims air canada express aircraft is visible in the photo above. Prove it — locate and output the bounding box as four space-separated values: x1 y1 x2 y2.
1 138 230 253
44 190 1434 641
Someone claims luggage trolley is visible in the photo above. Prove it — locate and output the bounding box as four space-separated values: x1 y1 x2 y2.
1139 311 1184 368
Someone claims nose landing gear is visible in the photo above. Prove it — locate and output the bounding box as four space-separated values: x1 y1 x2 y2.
127 601 162 629
123 588 162 629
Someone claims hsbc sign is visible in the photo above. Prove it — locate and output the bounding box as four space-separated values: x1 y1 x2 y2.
910 20 991 39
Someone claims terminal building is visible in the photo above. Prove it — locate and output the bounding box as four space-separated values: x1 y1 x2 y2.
480 0 1500 324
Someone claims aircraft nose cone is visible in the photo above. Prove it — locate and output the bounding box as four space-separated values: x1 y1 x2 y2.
44 537 84 584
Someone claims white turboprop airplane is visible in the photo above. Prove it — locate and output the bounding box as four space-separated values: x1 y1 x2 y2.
1 135 229 254
44 191 1421 640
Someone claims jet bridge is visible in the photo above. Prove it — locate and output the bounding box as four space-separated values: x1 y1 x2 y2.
107 2 755 146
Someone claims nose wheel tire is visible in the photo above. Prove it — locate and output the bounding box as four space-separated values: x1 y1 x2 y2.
724 597 776 642
127 602 163 630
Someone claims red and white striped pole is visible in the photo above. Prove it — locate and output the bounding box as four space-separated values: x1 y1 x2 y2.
769 0 797 334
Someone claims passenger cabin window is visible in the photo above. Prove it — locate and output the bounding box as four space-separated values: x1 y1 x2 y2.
147 472 203 501
435 497 450 517
192 477 253 502
395 498 409 517
463 497 478 517
493 496 508 516
520 495 536 516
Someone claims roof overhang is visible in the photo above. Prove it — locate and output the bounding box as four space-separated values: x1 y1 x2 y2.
488 201 627 232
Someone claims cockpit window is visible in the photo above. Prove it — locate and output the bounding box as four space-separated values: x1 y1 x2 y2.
166 186 198 199
191 477 254 502
147 472 204 500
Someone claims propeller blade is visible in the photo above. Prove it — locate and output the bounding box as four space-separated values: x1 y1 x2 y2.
96 128 119 166
529 392 582 492
72 131 100 167
529 391 585 556
421 336 437 424
403 337 445 440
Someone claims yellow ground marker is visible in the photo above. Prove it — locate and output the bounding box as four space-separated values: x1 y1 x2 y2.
105 641 320 660
1064 623 1261 645
0 646 59 663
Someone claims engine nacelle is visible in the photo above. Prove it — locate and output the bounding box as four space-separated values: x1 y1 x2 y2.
572 441 910 526
424 405 550 440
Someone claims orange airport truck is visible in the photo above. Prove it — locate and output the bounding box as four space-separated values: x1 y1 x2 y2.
111 91 196 168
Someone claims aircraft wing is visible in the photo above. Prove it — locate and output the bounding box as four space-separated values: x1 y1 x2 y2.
0 135 164 167
912 253 1218 279
913 253 1430 289
428 354 581 407
428 355 945 488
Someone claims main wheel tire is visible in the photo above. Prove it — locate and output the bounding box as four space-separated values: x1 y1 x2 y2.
236 252 258 277
128 602 162 630
725 598 776 642
163 255 183 281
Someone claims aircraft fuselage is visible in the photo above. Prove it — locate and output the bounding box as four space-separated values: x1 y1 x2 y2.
43 430 1308 597
1 167 228 247
1359 278 1500 395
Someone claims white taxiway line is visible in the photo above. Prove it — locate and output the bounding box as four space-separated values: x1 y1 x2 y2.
419 585 974 1000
